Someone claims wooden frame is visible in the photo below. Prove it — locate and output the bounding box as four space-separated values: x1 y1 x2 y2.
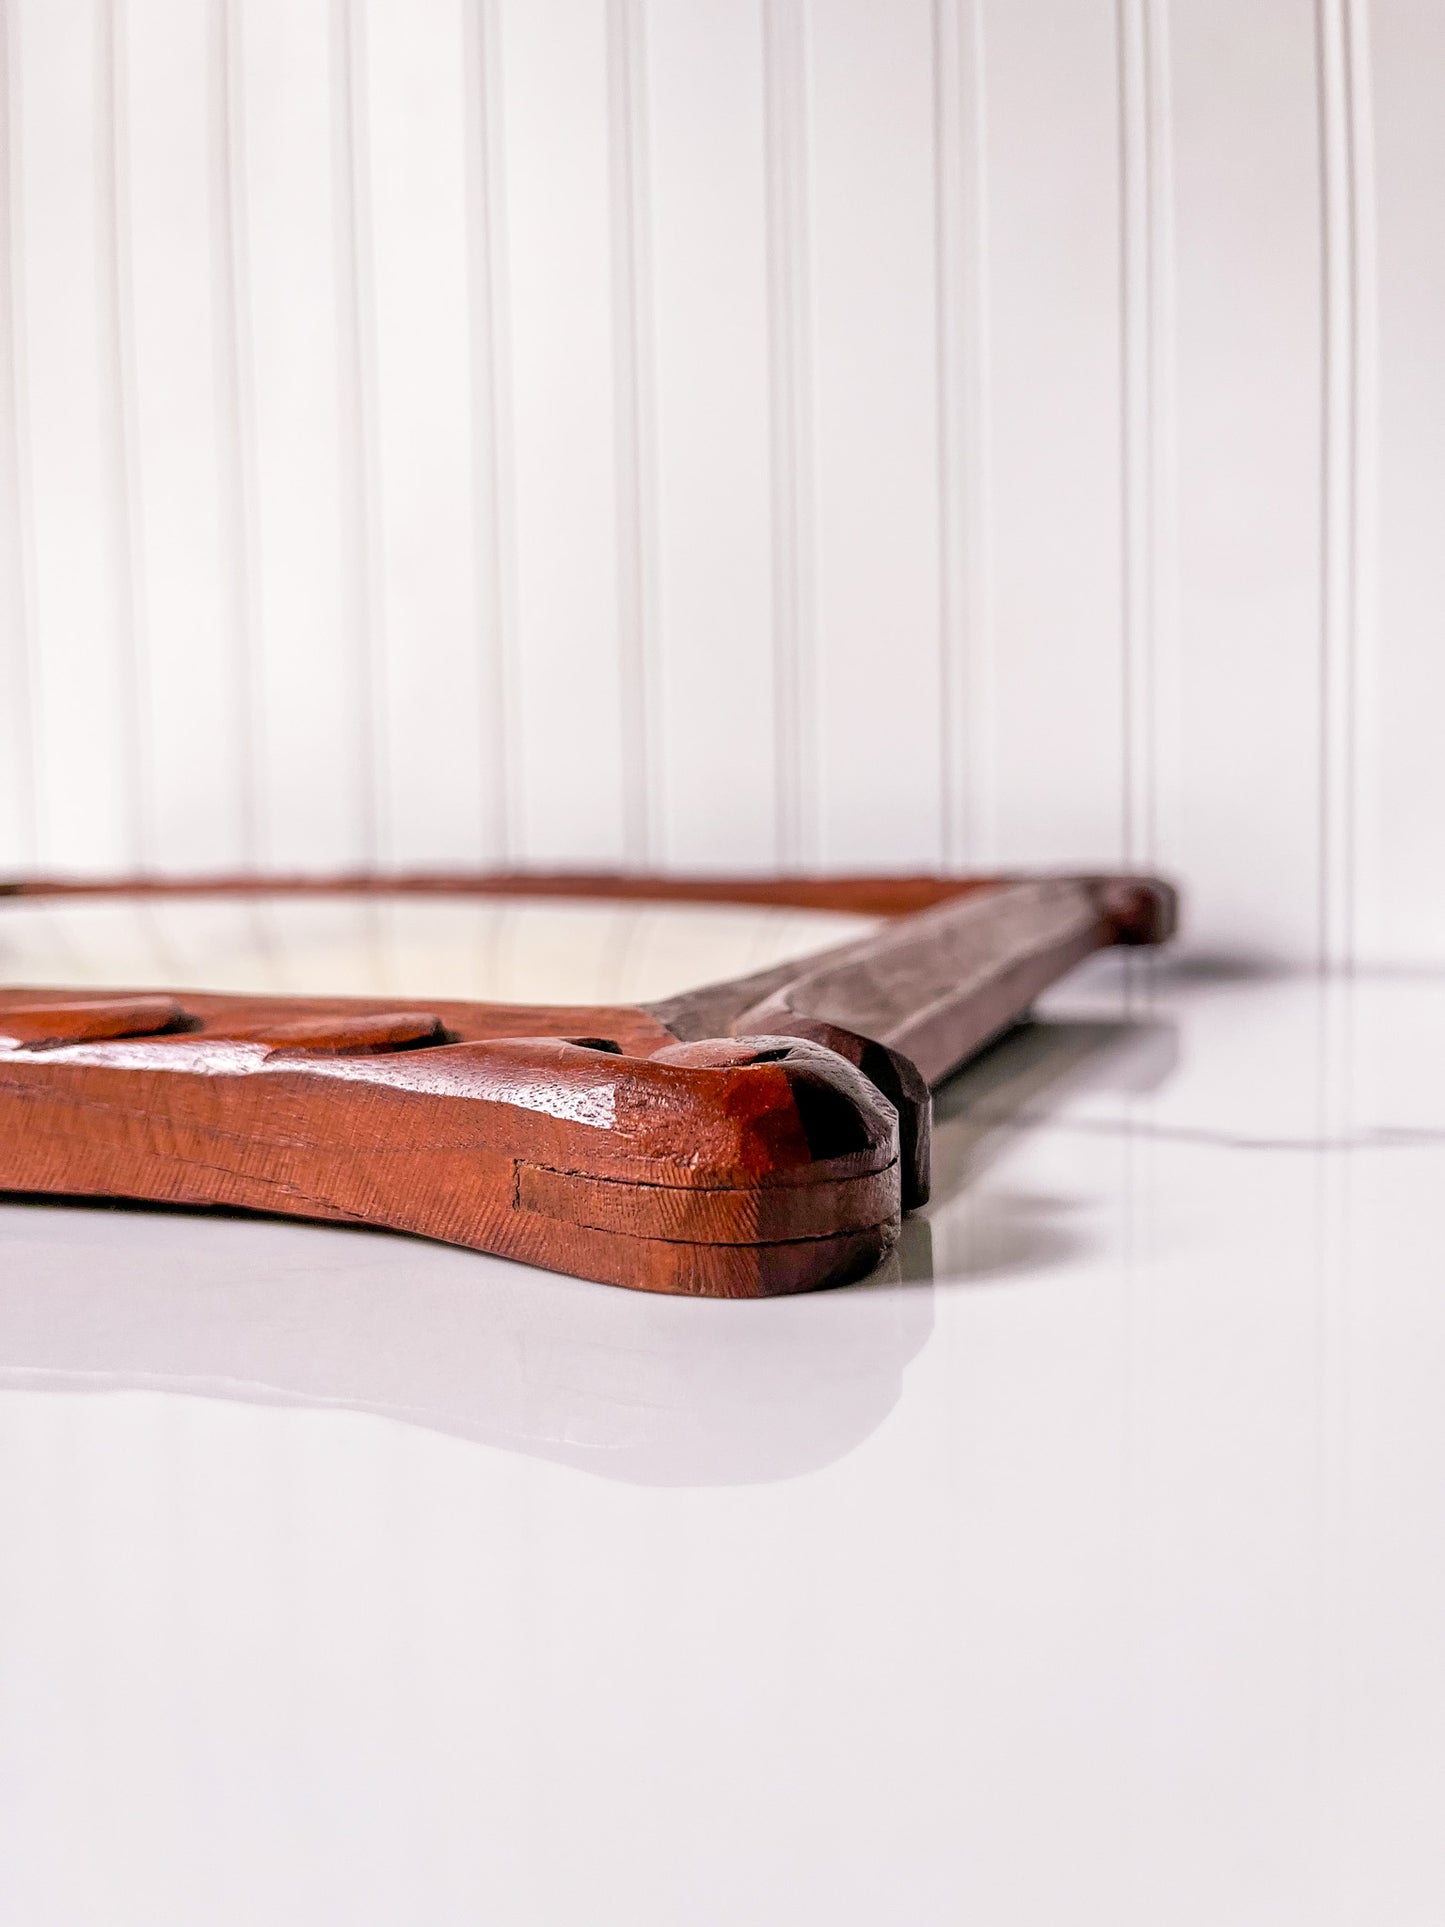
0 871 1174 1297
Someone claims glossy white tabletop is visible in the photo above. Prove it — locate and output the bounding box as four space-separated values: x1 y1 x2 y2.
1 916 1443 1925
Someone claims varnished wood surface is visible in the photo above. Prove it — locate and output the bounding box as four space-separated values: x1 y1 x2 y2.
0 870 1005 917
0 872 1176 1294
0 996 895 1299
733 878 1111 1085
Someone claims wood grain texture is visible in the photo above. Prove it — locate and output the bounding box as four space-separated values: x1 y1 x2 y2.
0 871 1175 1294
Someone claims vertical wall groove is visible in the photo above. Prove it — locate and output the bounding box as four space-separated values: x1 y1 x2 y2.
461 0 516 866
1146 0 1178 900
763 0 818 872
331 0 384 869
1117 0 1155 873
932 0 966 871
1344 0 1377 964
1316 0 1362 973
97 0 149 870
606 0 658 868
935 0 999 874
0 0 38 867
210 0 262 868
960 0 995 869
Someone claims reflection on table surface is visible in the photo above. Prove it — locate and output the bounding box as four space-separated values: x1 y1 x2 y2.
4 953 1445 1924
0 1202 932 1487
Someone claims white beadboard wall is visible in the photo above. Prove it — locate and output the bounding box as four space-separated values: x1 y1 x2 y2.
0 0 1438 965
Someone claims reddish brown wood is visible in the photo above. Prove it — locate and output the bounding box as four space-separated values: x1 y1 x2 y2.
0 870 1006 916
0 995 188 1046
0 871 1175 1295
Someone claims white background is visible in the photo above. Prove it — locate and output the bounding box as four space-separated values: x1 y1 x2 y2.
0 0 1439 963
